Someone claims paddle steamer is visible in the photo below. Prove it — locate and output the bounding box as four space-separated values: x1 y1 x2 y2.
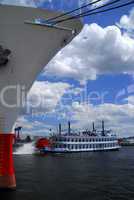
36 121 120 153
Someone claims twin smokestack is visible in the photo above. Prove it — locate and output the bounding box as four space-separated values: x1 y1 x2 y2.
59 121 105 136
59 121 71 135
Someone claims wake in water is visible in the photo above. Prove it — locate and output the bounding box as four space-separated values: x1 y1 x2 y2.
14 142 35 155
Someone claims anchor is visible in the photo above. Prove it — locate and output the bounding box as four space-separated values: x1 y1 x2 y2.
0 45 11 67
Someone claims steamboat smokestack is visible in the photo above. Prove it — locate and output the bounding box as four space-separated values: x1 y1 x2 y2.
102 120 105 136
68 121 71 135
59 123 62 135
92 122 95 132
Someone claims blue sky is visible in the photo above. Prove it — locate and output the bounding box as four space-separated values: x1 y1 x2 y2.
3 0 134 137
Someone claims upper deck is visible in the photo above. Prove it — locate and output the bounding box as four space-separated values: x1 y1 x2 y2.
51 134 118 143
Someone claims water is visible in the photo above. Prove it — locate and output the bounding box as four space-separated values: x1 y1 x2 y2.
13 142 35 155
2 147 134 200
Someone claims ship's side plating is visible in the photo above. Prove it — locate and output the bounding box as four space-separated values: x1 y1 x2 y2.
0 5 83 132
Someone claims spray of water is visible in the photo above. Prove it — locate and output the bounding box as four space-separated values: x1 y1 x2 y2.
14 142 35 155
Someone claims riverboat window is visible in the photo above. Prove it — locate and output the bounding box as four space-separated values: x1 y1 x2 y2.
79 138 81 142
82 138 85 142
71 139 74 142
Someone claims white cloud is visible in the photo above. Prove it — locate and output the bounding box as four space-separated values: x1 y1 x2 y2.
14 116 55 136
15 99 134 137
45 23 134 84
124 95 134 105
90 0 110 8
68 102 134 137
27 81 70 114
118 7 134 32
0 0 36 7
79 0 110 8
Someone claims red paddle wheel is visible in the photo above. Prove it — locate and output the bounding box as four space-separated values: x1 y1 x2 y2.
36 138 51 149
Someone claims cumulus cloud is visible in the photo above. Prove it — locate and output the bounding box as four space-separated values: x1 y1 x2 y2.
90 0 110 8
14 116 54 136
14 80 70 135
118 7 134 32
27 81 70 114
16 98 134 137
45 23 134 84
0 0 36 7
124 95 134 105
68 101 134 137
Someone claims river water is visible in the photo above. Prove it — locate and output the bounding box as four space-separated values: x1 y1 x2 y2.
1 146 134 200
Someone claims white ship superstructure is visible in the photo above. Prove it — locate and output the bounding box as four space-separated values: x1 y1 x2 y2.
48 136 120 152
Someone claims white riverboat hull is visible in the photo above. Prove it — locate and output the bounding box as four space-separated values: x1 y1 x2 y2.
36 135 121 154
39 146 120 153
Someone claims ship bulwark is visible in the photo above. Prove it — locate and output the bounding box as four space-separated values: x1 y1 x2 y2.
0 5 83 132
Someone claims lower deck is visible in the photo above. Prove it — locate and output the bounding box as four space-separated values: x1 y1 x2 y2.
39 145 120 153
